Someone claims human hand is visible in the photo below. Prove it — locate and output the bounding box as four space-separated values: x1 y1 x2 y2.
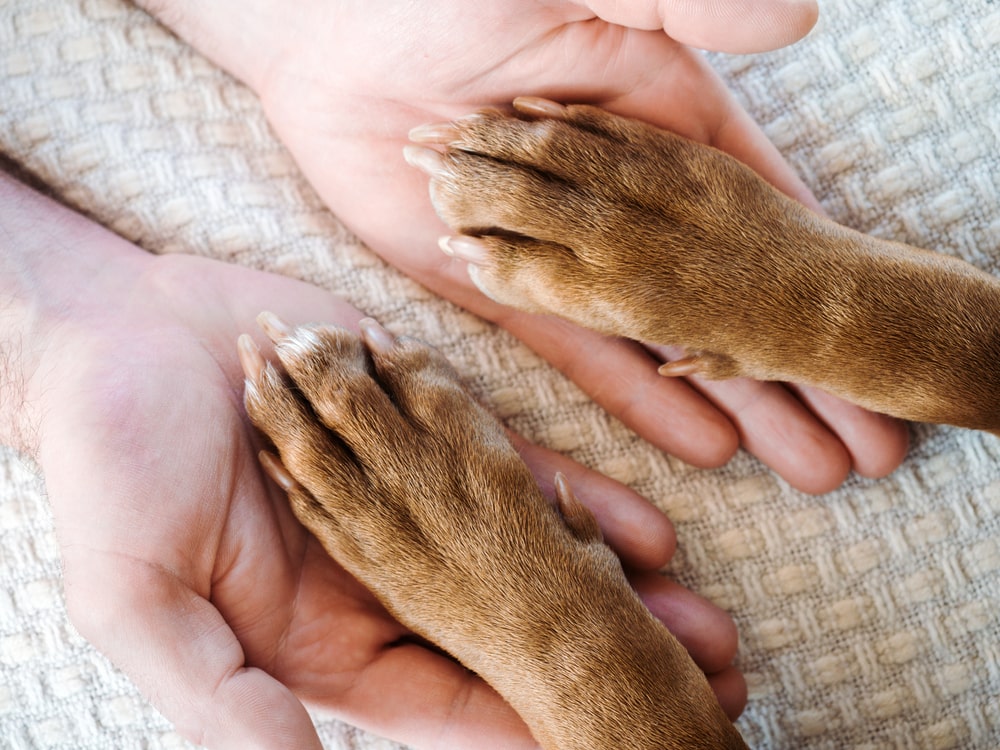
138 0 910 494
3 175 742 749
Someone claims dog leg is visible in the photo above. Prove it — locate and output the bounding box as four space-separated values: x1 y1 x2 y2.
409 99 1000 432
240 316 747 749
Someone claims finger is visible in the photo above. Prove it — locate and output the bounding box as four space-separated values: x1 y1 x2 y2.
629 573 740 675
648 343 909 492
707 666 749 721
648 343 852 494
500 312 741 469
788 384 910 478
688 374 851 495
629 573 746 719
323 642 540 750
509 429 677 571
62 556 322 750
582 0 819 53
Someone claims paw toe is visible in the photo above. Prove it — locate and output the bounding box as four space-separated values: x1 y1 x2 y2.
242 351 361 495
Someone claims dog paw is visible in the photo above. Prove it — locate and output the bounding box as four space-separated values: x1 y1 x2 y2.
239 315 747 748
406 98 807 380
239 314 609 656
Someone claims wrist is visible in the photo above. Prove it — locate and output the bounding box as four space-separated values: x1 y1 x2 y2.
133 0 297 95
0 173 146 455
0 174 58 454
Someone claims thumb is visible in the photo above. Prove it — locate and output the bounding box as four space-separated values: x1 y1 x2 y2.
583 0 819 53
63 558 322 750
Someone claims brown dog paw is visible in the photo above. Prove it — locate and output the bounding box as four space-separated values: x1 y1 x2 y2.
403 97 795 379
238 314 610 654
407 99 1000 432
239 314 746 749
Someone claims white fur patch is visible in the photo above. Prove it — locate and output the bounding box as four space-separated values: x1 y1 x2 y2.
277 327 324 361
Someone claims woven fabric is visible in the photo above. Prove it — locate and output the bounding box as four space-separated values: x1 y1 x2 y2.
1 1 998 748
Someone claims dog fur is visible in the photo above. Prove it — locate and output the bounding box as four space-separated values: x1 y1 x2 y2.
240 100 1000 748
409 98 1000 433
240 319 746 749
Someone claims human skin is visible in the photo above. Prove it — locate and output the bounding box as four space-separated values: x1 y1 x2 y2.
134 0 910 495
1 172 740 749
1 1 911 747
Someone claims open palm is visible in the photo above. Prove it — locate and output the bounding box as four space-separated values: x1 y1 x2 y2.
147 0 908 494
32 230 737 749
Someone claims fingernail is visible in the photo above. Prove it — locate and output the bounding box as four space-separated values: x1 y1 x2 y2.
403 144 447 175
513 96 567 118
438 235 490 264
257 311 293 342
237 334 264 381
259 450 302 493
408 122 459 144
359 317 395 354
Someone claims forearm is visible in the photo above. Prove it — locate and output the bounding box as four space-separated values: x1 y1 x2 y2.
132 0 287 94
0 172 145 455
0 296 30 454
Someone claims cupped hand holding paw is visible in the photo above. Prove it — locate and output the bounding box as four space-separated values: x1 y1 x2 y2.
3 176 741 750
137 0 909 494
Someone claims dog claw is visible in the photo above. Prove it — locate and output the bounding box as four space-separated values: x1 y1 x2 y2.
403 144 448 176
658 356 703 378
258 449 304 494
408 122 460 144
554 472 603 544
359 317 396 354
513 96 567 118
237 333 265 381
439 235 490 264
256 311 293 342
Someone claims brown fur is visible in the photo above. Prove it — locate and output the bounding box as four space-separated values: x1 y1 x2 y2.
238 99 1000 749
241 321 747 749
416 99 1000 433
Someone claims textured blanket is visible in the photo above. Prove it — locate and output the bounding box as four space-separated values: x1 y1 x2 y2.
1 1 998 748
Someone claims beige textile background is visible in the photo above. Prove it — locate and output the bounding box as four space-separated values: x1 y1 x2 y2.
1 0 999 748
